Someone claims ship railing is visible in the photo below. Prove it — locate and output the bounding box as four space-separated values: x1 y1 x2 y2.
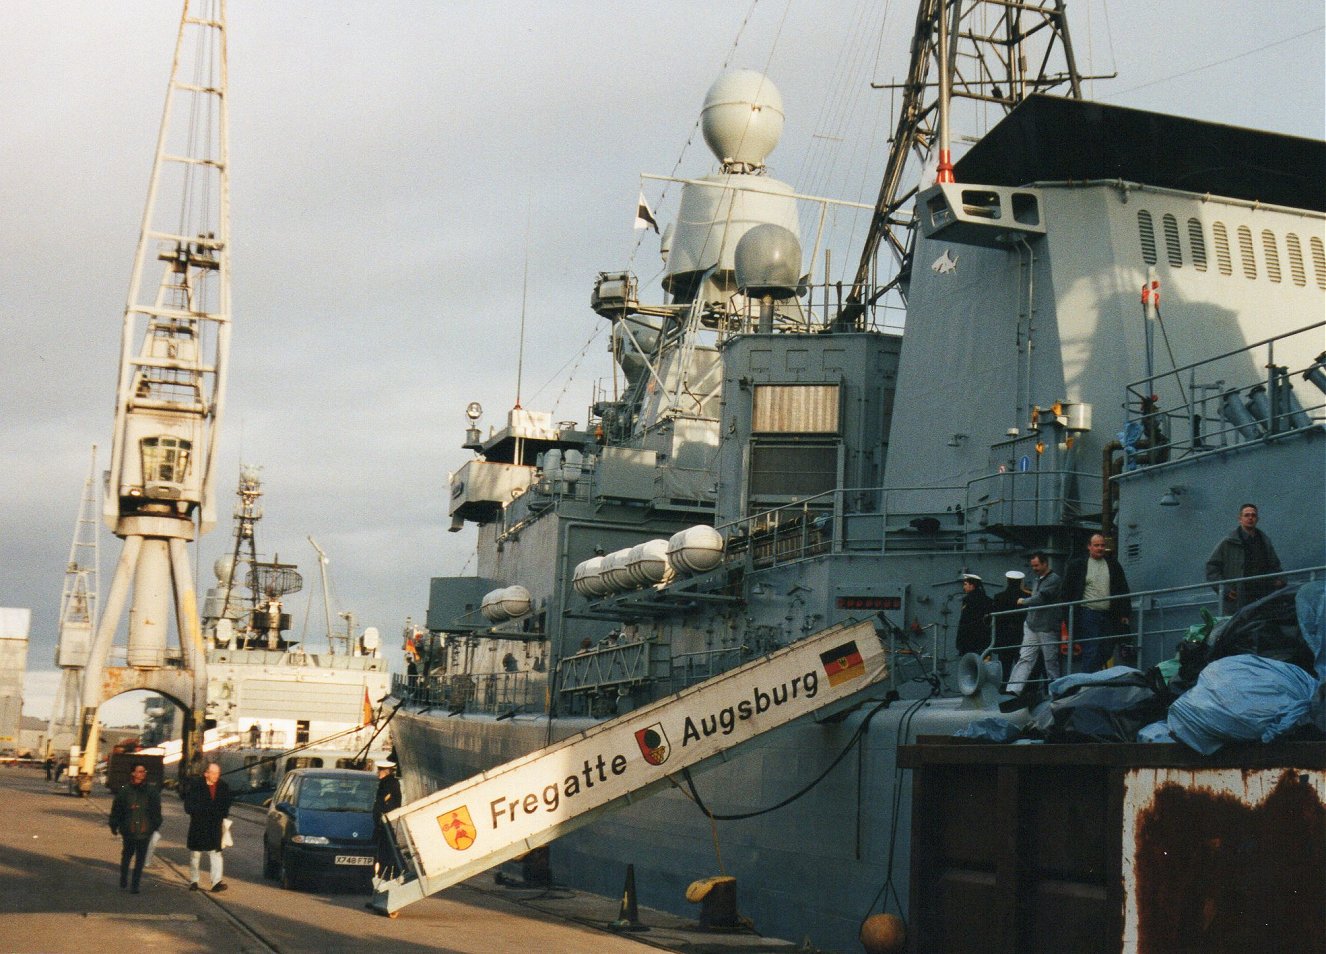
721 477 1100 568
1124 321 1325 466
390 671 545 716
666 646 747 691
981 564 1325 696
558 637 654 694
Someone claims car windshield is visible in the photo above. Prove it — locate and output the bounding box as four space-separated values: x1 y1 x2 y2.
297 776 376 812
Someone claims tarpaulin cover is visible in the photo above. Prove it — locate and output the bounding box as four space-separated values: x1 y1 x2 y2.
1167 654 1318 755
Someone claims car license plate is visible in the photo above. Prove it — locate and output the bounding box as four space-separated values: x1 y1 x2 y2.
335 855 374 866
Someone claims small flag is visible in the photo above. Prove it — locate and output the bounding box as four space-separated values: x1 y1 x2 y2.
362 688 374 726
634 191 660 233
820 640 866 688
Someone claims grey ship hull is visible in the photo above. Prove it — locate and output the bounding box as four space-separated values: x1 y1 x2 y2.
394 88 1326 951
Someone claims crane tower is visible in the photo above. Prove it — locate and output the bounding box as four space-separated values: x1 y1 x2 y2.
48 445 101 755
77 0 231 787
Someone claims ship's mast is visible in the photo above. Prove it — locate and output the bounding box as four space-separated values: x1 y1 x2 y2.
48 445 101 754
77 0 231 786
843 0 1086 322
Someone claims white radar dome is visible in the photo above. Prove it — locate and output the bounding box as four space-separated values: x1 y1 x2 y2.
702 70 784 168
213 554 236 584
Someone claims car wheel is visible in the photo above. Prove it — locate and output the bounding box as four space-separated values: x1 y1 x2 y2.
262 843 279 880
279 849 300 890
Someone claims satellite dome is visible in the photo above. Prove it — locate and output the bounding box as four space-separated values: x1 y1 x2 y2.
701 70 784 168
735 223 803 299
213 554 236 584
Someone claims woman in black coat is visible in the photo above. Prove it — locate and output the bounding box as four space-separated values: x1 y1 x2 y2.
184 762 233 891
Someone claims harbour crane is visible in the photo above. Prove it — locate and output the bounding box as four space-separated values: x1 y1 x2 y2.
75 0 231 789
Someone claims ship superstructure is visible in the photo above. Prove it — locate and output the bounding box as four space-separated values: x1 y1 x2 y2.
390 2 1325 949
198 466 391 795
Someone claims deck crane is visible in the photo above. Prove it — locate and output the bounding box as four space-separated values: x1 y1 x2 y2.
75 0 232 790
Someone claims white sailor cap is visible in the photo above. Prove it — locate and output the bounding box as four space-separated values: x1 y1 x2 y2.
1005 570 1026 582
960 573 983 583
377 760 396 770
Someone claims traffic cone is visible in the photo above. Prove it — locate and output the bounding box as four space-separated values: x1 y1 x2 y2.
609 864 648 932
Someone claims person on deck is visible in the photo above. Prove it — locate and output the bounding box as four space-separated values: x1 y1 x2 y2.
1005 553 1064 703
1063 533 1132 672
373 759 403 881
955 573 995 658
1205 503 1283 614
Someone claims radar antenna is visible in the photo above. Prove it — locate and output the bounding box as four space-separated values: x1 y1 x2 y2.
77 0 231 787
843 0 1089 324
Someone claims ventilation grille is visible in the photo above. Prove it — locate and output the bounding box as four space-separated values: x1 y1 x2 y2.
1237 226 1257 279
1262 230 1282 283
1213 222 1233 275
1137 210 1157 265
1187 219 1207 271
1287 234 1307 287
1163 214 1183 267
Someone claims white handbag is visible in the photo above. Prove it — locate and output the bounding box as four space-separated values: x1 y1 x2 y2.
221 818 234 849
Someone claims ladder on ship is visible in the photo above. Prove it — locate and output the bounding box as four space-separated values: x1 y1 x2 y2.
370 618 889 914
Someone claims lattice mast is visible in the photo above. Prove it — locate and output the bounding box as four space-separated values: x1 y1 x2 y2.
844 0 1086 321
78 0 231 785
48 445 102 752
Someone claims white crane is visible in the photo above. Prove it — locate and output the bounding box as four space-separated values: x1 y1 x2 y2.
77 0 231 787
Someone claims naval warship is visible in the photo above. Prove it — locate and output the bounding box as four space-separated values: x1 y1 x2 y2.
388 2 1325 949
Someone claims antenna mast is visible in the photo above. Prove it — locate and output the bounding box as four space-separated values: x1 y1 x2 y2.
843 0 1085 322
78 0 232 786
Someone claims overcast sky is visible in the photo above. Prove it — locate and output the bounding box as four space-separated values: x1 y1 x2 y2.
3 0 1323 722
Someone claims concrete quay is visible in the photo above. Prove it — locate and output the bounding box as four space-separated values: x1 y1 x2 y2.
0 765 803 953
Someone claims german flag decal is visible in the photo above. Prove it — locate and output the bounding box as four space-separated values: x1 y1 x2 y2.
820 640 865 687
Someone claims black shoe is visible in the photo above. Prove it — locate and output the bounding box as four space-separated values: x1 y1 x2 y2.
189 882 199 891
130 886 140 894
212 882 227 893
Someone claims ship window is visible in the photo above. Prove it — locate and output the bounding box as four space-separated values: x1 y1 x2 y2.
1286 234 1307 287
296 720 310 746
1136 210 1157 265
1213 222 1232 275
749 442 837 499
1262 231 1282 283
1236 226 1257 279
1309 236 1326 290
1162 214 1182 267
1187 219 1207 271
752 384 840 434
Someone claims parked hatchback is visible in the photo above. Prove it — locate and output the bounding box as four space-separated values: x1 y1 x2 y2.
263 768 377 890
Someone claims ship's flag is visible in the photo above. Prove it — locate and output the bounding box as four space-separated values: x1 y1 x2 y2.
634 192 660 233
362 688 374 726
820 640 865 687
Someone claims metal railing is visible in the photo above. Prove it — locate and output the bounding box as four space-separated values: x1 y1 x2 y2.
720 475 1101 569
982 564 1325 694
391 671 546 716
1125 321 1325 466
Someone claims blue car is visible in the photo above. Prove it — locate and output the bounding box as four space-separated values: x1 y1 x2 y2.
263 768 377 890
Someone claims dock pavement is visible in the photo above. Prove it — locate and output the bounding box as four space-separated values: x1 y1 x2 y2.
0 764 803 954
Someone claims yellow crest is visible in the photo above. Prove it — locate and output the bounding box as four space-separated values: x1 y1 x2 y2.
437 805 477 851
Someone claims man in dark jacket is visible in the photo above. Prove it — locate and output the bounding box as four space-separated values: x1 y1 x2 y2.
373 759 403 880
955 574 995 658
1062 533 1132 672
989 570 1027 685
1205 503 1283 614
109 762 162 893
184 762 232 892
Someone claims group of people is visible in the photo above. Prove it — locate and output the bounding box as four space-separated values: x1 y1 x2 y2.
108 760 233 894
107 757 404 894
954 502 1282 704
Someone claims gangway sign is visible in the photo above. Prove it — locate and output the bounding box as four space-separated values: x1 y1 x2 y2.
371 618 887 914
